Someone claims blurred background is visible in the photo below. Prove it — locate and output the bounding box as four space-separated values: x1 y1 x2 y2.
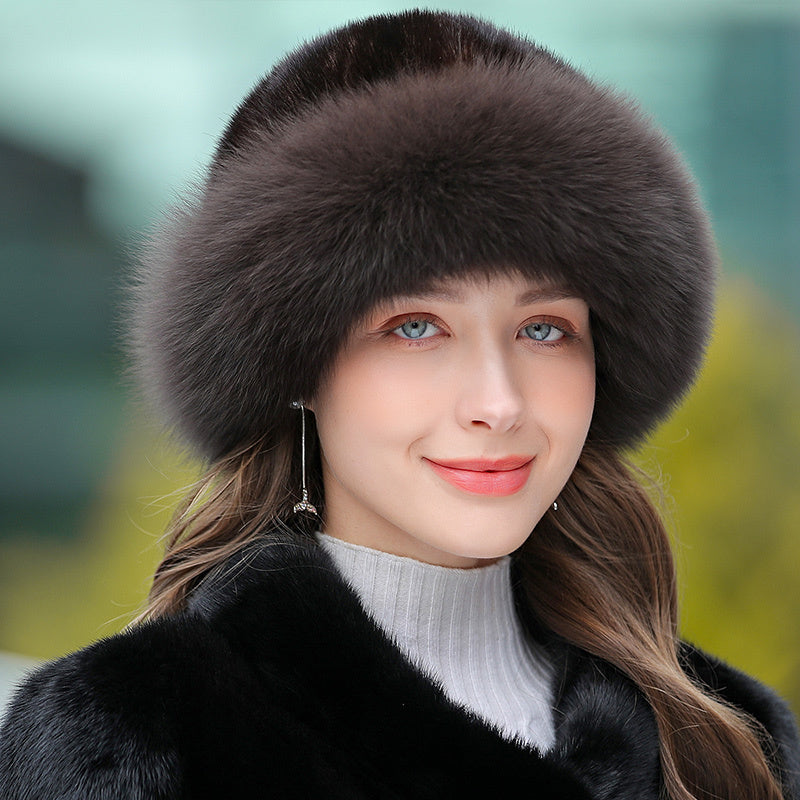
1 0 798 714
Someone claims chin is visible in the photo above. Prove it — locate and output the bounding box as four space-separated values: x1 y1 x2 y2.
428 519 540 564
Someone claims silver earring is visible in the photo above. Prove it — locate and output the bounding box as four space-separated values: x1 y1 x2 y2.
552 501 558 512
290 400 318 516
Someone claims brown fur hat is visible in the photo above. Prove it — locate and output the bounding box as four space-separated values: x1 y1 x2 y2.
134 10 716 461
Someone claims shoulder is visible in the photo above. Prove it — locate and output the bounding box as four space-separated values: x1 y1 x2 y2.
0 613 230 799
680 642 800 797
0 532 378 799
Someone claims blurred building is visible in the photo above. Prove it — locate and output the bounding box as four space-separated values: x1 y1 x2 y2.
0 138 123 544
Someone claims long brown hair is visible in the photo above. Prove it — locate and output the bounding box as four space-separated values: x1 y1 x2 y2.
139 430 785 799
519 444 785 799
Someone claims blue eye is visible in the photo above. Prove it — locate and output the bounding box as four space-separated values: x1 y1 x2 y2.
521 322 564 342
394 319 439 340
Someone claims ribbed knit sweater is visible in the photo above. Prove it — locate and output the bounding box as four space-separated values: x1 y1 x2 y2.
316 532 555 752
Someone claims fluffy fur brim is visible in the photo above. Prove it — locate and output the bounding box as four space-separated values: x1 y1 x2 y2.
134 22 716 459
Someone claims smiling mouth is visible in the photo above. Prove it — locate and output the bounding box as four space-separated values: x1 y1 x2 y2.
424 457 533 496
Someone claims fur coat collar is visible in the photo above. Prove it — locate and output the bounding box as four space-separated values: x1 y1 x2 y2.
1 531 798 799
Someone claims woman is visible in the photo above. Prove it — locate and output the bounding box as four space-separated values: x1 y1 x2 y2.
1 10 798 800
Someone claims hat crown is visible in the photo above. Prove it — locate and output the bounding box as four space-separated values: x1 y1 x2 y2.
214 11 545 172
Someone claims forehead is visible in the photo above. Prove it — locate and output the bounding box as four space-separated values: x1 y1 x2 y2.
373 273 580 309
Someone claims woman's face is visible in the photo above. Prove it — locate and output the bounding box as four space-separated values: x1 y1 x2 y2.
311 273 595 568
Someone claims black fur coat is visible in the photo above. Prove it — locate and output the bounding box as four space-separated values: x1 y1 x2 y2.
1 532 798 799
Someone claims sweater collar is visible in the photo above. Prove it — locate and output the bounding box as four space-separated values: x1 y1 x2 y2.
315 532 555 752
314 531 517 650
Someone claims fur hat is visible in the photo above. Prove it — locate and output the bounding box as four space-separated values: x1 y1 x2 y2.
134 10 716 461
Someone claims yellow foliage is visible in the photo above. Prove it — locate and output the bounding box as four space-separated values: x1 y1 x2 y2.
637 279 800 712
0 414 199 659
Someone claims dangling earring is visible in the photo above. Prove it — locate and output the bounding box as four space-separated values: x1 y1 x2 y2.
290 400 318 516
552 500 558 512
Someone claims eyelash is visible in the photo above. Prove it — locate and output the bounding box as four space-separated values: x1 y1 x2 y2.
386 315 577 346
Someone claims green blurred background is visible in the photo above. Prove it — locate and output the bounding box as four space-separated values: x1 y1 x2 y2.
1 0 798 714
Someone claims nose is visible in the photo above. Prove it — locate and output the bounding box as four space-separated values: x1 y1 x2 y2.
454 344 525 433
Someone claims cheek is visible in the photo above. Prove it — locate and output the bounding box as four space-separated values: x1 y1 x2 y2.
314 352 436 467
532 355 595 444
332 356 422 424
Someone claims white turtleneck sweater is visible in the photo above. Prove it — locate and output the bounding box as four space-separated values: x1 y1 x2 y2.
316 532 555 753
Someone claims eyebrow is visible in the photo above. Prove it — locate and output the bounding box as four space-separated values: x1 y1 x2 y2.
515 287 577 305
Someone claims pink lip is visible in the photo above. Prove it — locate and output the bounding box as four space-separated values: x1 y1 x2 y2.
425 456 533 496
